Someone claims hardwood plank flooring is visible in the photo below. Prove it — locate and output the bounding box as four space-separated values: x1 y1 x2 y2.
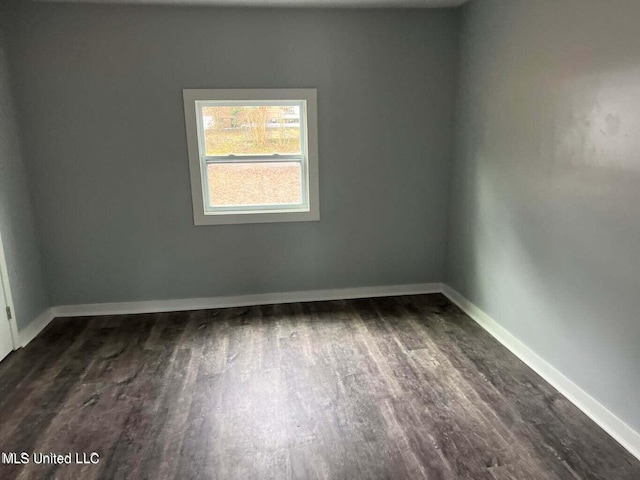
0 294 638 479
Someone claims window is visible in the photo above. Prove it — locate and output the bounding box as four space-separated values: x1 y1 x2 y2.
183 89 319 225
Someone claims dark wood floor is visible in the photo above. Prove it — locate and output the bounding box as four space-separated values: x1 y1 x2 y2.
0 294 638 479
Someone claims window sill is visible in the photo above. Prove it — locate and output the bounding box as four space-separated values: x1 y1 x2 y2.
194 209 320 226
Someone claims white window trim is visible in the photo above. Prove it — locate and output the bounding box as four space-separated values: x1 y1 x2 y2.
183 88 320 226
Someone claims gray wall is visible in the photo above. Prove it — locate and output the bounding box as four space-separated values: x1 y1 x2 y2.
0 13 50 332
447 0 640 432
6 4 459 305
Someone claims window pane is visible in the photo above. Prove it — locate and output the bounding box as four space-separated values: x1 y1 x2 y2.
202 105 302 156
207 162 302 207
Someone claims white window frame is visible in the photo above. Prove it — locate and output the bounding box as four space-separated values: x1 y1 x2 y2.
183 88 319 226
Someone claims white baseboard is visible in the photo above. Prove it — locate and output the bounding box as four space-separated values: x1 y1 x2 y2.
441 284 640 462
51 282 444 318
18 283 441 348
17 307 55 348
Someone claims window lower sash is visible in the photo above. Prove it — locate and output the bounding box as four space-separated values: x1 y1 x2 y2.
204 155 303 164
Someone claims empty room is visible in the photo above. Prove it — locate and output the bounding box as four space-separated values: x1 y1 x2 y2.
1 0 639 478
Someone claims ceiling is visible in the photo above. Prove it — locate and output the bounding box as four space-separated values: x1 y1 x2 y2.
39 0 470 8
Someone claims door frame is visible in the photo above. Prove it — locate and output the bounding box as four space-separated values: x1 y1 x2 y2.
0 229 19 350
